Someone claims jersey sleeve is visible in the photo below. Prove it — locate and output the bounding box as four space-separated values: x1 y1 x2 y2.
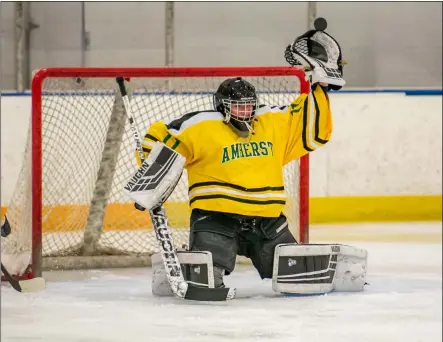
134 120 194 167
280 84 333 164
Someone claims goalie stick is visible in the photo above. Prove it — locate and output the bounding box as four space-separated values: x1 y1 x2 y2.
1 263 46 293
115 77 235 301
1 215 11 237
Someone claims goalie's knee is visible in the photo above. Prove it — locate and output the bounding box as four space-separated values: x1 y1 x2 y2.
251 227 296 279
190 230 237 275
272 243 368 295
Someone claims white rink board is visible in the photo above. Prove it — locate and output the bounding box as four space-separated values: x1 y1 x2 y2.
1 92 442 206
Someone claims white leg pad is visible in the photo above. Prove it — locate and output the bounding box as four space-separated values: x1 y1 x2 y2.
151 251 214 297
272 244 368 295
334 245 368 292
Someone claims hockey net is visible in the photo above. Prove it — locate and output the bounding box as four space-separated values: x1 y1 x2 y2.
1 67 310 278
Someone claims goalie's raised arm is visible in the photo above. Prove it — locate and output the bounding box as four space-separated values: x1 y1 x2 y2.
280 83 332 164
277 23 342 163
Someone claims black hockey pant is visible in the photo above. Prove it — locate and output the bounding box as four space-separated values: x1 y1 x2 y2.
189 208 297 279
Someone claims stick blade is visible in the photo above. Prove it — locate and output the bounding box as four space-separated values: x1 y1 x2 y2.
184 284 236 301
18 277 46 293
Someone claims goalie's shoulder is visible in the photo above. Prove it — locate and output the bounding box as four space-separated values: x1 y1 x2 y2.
166 110 224 134
255 104 291 118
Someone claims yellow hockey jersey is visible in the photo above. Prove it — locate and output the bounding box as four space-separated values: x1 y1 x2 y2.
136 84 332 218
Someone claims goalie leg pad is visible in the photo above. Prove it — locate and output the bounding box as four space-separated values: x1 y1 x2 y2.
272 244 367 295
333 245 368 292
189 265 225 288
151 251 214 297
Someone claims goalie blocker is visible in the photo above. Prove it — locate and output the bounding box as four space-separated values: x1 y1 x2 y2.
123 142 185 210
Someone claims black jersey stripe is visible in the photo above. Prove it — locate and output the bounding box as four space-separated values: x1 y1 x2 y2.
189 181 284 193
144 134 159 142
313 89 329 145
189 194 286 206
301 97 314 152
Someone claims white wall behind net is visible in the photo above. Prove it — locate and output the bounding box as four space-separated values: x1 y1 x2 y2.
1 2 442 90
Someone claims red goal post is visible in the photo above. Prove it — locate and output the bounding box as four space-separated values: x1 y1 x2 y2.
2 66 310 279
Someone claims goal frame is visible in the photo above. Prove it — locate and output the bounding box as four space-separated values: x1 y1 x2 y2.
26 66 310 278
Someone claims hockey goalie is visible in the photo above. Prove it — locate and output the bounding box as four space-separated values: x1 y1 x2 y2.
124 24 367 298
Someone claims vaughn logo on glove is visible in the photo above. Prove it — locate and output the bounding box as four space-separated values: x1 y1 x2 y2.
123 143 185 210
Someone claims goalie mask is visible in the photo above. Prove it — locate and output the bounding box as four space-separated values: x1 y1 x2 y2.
213 77 258 137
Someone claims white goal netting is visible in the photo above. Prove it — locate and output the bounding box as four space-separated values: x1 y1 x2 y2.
1 67 308 277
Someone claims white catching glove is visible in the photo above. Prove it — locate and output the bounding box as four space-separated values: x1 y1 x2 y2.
285 29 346 90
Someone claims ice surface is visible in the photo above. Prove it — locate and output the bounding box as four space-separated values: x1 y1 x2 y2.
1 222 442 342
